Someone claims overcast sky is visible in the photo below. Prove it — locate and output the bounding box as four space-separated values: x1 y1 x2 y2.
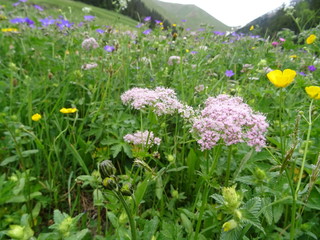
159 0 292 27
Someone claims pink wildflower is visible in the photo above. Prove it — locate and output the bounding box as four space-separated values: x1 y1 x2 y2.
192 94 268 151
81 37 99 50
121 87 194 118
124 130 161 147
81 63 98 70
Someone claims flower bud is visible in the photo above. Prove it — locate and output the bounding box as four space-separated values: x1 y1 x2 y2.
234 209 242 221
58 217 73 237
255 168 266 181
222 186 241 210
120 182 133 196
222 219 238 232
102 177 117 190
99 160 116 178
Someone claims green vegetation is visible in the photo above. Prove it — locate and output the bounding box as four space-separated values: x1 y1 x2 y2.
0 0 320 240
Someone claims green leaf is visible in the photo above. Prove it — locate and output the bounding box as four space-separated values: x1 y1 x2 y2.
111 144 122 158
93 189 104 206
273 204 283 223
142 216 159 240
211 193 225 205
134 176 150 208
243 197 261 215
21 149 39 157
65 229 90 240
53 209 65 225
180 213 193 234
107 212 119 228
156 175 163 200
241 209 265 234
262 198 273 225
0 155 18 166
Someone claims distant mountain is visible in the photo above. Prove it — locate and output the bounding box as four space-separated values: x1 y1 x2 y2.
141 0 231 31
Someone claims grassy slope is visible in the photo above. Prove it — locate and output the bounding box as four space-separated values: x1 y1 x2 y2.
2 0 138 28
141 0 231 31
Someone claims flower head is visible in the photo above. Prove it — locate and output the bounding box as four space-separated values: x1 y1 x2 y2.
104 45 115 52
308 65 317 72
1 28 18 32
144 16 151 22
305 86 320 100
249 25 254 31
225 70 234 77
81 37 99 50
60 108 78 114
31 113 42 121
222 219 238 232
124 130 161 147
142 29 152 35
167 56 181 65
192 95 268 151
306 34 316 44
33 4 44 11
84 15 95 21
267 69 296 88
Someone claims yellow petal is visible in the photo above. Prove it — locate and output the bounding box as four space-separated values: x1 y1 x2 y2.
267 69 295 88
305 86 320 99
267 70 282 87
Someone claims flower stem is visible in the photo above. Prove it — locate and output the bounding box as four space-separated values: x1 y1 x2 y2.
225 146 233 186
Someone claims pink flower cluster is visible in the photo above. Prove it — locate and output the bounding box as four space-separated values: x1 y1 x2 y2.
124 130 161 147
81 37 99 50
121 87 194 117
192 94 268 151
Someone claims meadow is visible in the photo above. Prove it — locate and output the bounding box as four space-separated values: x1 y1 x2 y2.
0 0 320 239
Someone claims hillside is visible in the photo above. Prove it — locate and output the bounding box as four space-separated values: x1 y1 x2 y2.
141 0 231 31
1 0 138 28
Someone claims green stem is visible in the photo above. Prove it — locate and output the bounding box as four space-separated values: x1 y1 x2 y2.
194 185 209 240
225 146 233 186
115 191 137 240
290 100 313 240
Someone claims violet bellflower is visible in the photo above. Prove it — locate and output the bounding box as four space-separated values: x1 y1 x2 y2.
308 65 317 72
192 94 268 151
104 45 115 52
225 70 234 77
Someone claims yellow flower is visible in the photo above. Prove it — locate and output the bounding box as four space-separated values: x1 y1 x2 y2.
222 219 238 232
249 25 254 31
159 22 163 26
289 55 297 59
306 34 316 44
267 69 296 88
305 86 320 100
31 113 42 121
172 23 177 27
60 108 78 114
186 49 189 53
1 28 18 32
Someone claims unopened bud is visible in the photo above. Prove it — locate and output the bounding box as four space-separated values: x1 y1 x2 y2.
99 160 116 178
102 177 117 190
222 219 238 232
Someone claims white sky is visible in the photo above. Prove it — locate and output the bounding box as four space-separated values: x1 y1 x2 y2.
159 0 292 27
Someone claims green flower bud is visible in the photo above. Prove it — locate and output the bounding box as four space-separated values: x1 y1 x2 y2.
171 189 179 199
99 160 116 178
102 177 117 190
255 168 266 181
222 219 238 232
58 217 73 237
222 186 241 210
6 225 24 239
234 209 242 221
120 182 132 196
167 154 175 163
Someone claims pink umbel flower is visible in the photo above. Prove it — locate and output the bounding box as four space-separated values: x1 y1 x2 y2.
192 94 268 151
121 87 194 118
81 37 99 50
124 130 161 147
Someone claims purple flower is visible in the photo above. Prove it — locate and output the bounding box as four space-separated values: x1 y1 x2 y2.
96 29 104 34
192 94 268 151
13 2 20 6
190 51 198 55
39 17 56 27
143 29 152 35
104 45 115 52
144 16 151 22
213 31 225 36
308 65 317 72
181 19 187 22
20 0 27 2
225 70 234 77
33 4 44 11
155 20 162 24
299 71 306 76
84 15 95 21
136 23 143 28
272 41 280 46
56 19 73 29
10 17 34 26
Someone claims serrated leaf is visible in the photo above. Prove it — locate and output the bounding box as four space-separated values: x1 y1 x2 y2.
262 198 273 225
273 203 283 223
243 197 261 215
107 212 119 228
111 144 122 158
53 209 64 224
235 176 255 185
220 226 243 240
122 143 133 158
241 209 265 234
210 193 225 205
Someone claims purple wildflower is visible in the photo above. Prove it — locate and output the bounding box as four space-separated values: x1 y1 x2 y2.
181 19 187 22
136 23 143 28
13 2 20 7
299 71 306 76
20 0 27 2
308 65 317 72
155 20 162 24
10 17 34 26
272 41 280 46
56 19 73 29
143 29 152 35
33 4 44 11
104 45 115 52
96 29 104 34
39 17 55 27
124 130 161 147
192 94 268 151
144 16 151 22
81 37 99 50
225 70 234 77
84 15 95 21
190 51 198 55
